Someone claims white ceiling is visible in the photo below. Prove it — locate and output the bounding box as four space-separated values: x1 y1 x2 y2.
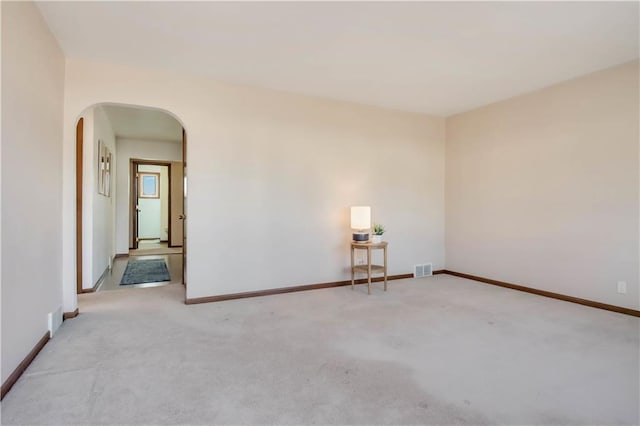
102 105 183 142
38 2 638 116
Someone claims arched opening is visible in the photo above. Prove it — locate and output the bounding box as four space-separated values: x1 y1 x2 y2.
74 103 187 302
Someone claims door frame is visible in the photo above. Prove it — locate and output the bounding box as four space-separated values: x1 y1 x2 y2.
129 159 173 250
72 104 188 305
182 128 187 287
75 118 84 294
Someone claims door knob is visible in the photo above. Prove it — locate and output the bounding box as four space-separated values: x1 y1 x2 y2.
178 214 185 220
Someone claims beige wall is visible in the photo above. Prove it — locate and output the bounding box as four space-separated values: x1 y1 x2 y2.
62 59 445 304
445 61 639 309
1 2 65 382
80 105 116 290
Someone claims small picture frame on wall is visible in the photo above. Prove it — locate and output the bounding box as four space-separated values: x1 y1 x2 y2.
139 172 160 198
104 150 112 197
97 140 112 197
98 140 106 195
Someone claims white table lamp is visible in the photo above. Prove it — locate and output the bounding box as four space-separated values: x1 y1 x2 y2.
351 206 371 242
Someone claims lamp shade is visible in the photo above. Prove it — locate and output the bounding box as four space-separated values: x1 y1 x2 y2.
350 206 371 230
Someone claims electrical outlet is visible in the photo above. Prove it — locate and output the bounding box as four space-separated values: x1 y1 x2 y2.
617 281 627 294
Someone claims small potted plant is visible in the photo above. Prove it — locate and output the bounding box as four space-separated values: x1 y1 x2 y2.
371 223 385 243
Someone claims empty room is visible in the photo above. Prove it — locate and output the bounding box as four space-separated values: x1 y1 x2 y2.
1 1 638 425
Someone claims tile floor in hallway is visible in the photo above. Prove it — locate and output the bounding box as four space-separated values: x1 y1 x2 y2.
129 240 183 256
97 253 183 291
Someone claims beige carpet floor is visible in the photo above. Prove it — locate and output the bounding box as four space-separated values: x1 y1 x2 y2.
1 275 638 425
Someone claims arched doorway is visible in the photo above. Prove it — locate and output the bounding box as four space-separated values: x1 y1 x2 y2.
74 103 187 300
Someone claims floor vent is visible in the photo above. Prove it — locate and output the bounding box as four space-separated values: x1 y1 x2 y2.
48 306 63 337
414 263 433 278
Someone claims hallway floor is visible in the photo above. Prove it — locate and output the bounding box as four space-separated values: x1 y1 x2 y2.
129 240 183 256
97 254 182 291
1 275 638 425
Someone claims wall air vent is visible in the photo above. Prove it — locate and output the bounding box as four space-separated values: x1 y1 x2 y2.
48 306 63 337
414 263 433 278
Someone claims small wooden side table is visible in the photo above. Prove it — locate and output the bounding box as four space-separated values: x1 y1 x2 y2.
350 241 388 294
